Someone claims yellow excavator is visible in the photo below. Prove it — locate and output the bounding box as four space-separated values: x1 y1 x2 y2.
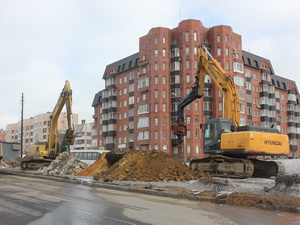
174 44 289 178
21 81 75 169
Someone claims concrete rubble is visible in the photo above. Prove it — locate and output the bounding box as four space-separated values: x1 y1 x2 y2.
38 152 88 176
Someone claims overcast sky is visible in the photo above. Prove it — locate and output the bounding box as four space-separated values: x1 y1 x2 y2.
1 0 300 130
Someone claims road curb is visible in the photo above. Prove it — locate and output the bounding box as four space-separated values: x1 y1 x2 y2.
1 170 299 214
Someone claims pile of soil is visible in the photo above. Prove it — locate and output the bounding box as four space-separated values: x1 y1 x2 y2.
93 150 204 182
77 152 109 176
40 152 88 176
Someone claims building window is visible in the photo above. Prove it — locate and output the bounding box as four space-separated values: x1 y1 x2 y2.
218 102 223 111
217 48 221 56
138 77 149 88
226 61 229 70
217 35 221 42
253 73 257 80
186 74 190 83
171 102 178 112
238 89 245 100
162 49 166 57
163 131 167 139
187 116 190 124
162 37 166 43
138 131 149 140
195 130 199 138
194 32 198 41
129 71 134 80
162 103 166 112
225 48 229 56
185 32 189 41
154 63 158 71
163 117 167 126
240 103 245 113
162 62 166 71
155 90 158 98
154 76 158 85
162 76 166 84
139 104 149 114
163 90 166 98
155 131 158 139
194 102 199 111
185 47 189 55
155 117 158 125
186 61 190 69
171 61 180 71
137 117 149 128
154 49 158 57
155 104 158 113
234 76 244 87
233 62 244 73
225 34 228 42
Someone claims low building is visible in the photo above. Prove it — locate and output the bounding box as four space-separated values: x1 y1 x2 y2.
0 142 20 160
73 120 93 150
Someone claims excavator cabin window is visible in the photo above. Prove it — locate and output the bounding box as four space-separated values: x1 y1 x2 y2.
203 119 232 151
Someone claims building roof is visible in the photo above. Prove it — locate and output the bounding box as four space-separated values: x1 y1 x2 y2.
242 50 274 74
272 74 299 96
102 52 139 79
92 91 103 107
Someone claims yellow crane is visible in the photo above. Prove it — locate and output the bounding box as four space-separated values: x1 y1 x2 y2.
21 81 75 169
174 44 289 178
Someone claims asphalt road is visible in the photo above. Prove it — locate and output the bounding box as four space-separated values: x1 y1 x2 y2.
0 174 299 225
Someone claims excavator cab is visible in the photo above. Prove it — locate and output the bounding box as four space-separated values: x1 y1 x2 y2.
203 118 232 154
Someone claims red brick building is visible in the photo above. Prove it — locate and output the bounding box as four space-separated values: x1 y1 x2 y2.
92 19 300 160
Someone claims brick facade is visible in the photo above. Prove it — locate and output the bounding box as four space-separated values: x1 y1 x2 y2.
92 19 300 160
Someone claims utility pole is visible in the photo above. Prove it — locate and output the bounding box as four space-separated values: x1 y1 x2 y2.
20 93 24 158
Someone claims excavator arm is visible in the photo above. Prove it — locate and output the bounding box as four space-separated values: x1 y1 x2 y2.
48 80 74 156
174 44 240 143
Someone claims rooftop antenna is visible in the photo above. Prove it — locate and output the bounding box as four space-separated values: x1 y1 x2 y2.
178 0 183 21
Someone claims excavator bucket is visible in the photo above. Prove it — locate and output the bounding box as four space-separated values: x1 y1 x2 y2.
105 152 125 166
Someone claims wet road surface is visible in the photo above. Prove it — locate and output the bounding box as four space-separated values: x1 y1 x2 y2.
0 174 299 225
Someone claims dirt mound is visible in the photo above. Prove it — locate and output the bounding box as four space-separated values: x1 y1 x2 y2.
77 152 109 176
40 152 88 176
94 150 204 182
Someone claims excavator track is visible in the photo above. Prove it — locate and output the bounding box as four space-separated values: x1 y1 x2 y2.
249 159 285 178
190 156 254 178
190 156 285 178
